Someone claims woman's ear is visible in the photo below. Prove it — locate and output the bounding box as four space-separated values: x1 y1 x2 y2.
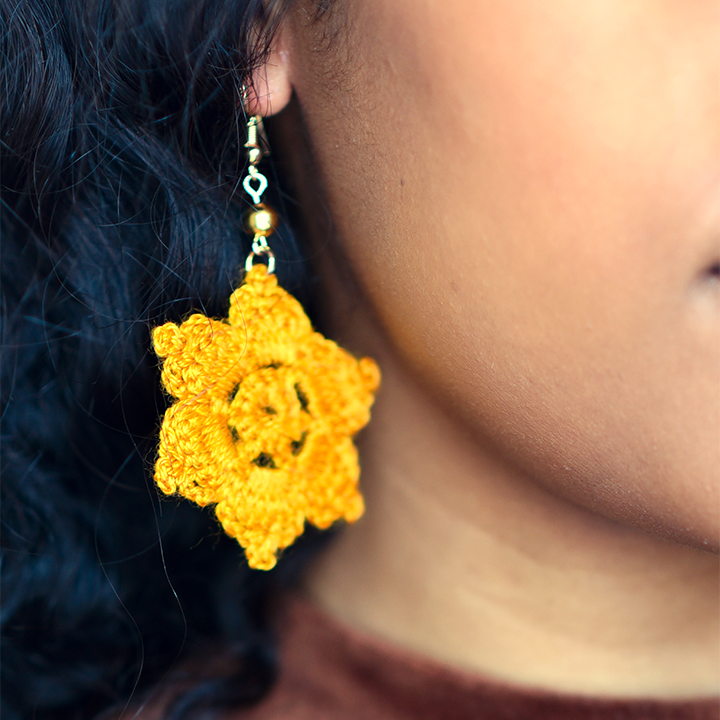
244 28 292 117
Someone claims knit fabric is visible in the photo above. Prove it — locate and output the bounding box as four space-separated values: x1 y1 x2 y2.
153 264 380 570
237 595 720 720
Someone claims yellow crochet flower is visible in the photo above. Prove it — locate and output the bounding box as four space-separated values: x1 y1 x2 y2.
152 264 380 570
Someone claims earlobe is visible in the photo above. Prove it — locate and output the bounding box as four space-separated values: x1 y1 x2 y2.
244 30 293 117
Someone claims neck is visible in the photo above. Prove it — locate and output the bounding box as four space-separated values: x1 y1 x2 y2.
304 333 720 698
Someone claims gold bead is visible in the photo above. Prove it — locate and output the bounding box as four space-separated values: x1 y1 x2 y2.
243 204 278 237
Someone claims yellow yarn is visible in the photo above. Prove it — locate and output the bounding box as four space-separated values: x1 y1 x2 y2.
152 264 380 570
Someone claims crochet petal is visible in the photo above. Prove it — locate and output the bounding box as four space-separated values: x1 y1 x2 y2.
155 396 237 506
301 433 364 529
214 465 307 570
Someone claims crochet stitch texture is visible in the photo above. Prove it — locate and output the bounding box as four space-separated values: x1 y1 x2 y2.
153 264 380 570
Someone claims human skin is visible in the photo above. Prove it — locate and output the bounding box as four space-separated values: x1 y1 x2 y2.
250 0 720 697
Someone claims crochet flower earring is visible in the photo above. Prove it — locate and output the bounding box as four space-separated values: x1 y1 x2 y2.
152 114 380 570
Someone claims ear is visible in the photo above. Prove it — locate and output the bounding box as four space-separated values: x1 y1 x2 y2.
244 28 292 117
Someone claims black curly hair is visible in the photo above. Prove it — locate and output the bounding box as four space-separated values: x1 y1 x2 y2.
0 0 332 717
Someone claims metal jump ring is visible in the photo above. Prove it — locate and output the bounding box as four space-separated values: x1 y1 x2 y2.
245 249 276 274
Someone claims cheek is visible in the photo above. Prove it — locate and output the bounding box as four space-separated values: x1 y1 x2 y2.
294 0 720 545
390 186 720 550
426 4 720 546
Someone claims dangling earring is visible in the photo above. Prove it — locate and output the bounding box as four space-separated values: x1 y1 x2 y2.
152 111 380 571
